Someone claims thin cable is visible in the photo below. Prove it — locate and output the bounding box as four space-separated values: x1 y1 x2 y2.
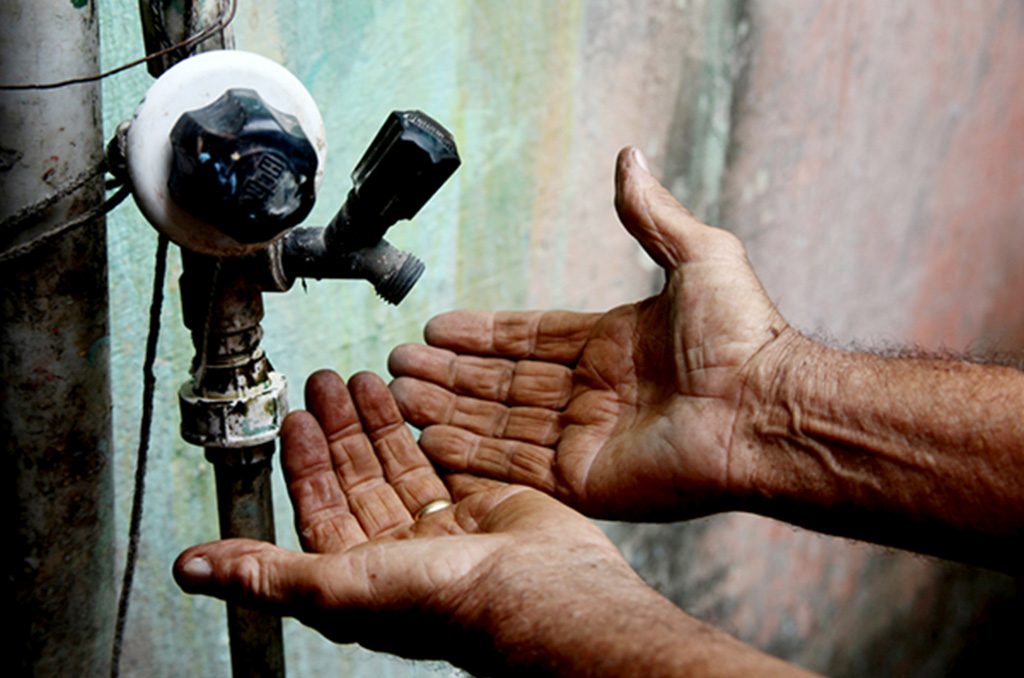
0 0 237 91
0 162 107 237
110 234 170 678
0 184 131 265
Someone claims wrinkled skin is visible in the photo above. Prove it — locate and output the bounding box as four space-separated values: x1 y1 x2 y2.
174 370 643 669
172 146 1024 672
173 148 809 674
389 147 791 520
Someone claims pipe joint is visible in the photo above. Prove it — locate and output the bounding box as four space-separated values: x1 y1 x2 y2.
277 227 424 305
180 369 287 448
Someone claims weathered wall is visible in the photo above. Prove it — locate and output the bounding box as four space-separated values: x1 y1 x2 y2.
95 0 1024 676
619 1 1024 676
100 1 689 675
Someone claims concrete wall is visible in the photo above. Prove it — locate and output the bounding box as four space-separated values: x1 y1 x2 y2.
96 0 1024 675
618 1 1024 676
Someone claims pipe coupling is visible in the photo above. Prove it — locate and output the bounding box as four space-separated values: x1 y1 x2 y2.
179 370 287 448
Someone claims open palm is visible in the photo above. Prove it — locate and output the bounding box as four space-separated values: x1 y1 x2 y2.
389 148 789 520
174 370 629 666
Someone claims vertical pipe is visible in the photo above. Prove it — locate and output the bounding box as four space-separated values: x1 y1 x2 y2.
138 0 234 77
181 254 286 678
136 6 283 672
208 445 286 678
0 1 113 676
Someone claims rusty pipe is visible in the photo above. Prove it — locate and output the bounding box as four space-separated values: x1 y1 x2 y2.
207 444 284 678
0 2 113 675
180 253 286 678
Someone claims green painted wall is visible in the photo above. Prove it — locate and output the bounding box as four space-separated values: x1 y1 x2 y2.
99 1 675 674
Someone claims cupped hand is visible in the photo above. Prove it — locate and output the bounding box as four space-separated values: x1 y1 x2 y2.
388 147 794 521
173 370 636 670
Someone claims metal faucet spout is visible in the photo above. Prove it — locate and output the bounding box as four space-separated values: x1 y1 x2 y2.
280 227 425 304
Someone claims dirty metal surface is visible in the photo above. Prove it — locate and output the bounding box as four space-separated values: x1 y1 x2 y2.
209 443 285 678
0 2 113 675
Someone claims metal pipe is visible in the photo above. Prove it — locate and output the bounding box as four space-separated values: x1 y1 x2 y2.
208 444 285 678
279 230 425 304
138 0 234 78
134 8 284 675
180 253 287 678
0 1 113 676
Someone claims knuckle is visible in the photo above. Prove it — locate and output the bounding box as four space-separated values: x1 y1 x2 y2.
234 553 269 600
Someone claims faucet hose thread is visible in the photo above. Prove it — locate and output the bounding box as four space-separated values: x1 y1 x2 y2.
374 253 424 305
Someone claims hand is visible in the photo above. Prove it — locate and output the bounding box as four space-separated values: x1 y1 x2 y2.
388 147 794 520
172 370 643 671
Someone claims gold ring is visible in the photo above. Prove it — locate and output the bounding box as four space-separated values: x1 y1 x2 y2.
415 499 453 521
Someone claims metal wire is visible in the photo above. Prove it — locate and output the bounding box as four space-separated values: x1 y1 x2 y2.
0 163 108 236
0 182 131 265
0 0 237 91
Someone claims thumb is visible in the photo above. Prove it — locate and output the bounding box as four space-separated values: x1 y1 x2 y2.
174 538 327 615
614 146 709 269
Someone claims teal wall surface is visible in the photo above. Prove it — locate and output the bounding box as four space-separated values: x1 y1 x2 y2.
99 1 671 675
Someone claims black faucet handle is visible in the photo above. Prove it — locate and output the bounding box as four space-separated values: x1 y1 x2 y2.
277 111 459 305
328 110 460 250
168 88 319 247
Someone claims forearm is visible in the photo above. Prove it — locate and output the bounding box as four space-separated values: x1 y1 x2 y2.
463 544 808 677
737 331 1024 571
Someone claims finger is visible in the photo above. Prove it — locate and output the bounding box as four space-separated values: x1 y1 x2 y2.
445 474 531 533
348 371 451 516
174 539 331 616
281 410 368 553
176 537 484 655
442 474 536 532
423 310 600 364
419 425 559 495
305 370 413 539
388 343 573 408
391 377 562 446
614 146 715 269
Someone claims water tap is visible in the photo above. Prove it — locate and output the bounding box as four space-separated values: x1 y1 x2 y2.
123 50 459 304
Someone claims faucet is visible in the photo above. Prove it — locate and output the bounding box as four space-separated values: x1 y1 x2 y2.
118 49 459 678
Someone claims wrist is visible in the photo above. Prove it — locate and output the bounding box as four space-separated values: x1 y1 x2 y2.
728 327 832 511
727 335 1024 569
462 540 675 676
468 540 806 677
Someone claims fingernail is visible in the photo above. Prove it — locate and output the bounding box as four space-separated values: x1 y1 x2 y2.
631 147 650 174
182 556 212 580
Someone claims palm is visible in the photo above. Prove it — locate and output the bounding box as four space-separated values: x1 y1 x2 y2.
560 298 733 518
390 253 780 520
298 481 582 657
175 369 625 666
561 254 783 518
389 148 786 520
